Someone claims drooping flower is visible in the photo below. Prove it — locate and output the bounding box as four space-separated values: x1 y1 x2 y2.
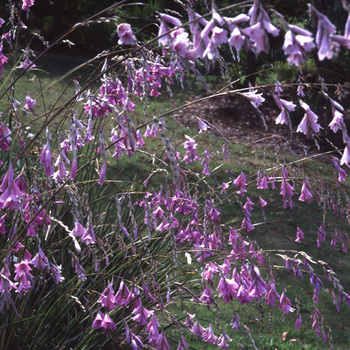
298 177 313 203
331 156 347 181
0 163 24 210
157 331 170 350
131 301 152 326
279 291 295 314
40 143 54 178
295 227 305 243
233 171 247 196
183 135 201 164
92 311 117 331
202 323 217 344
98 283 116 311
117 23 137 45
22 0 35 13
24 93 36 112
297 100 322 137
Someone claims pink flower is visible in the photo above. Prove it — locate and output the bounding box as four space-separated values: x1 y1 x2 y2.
131 302 152 326
329 110 344 133
24 93 36 111
234 171 247 196
157 331 170 350
228 27 245 50
279 291 295 314
242 22 267 54
146 315 160 346
31 246 49 270
299 178 313 203
241 88 265 108
0 163 23 210
81 225 96 245
297 100 322 137
117 23 137 45
217 330 231 349
92 311 116 331
22 0 35 12
98 283 116 311
340 143 350 166
183 135 201 164
202 323 217 343
332 156 347 181
0 122 11 151
14 256 34 293
40 143 54 178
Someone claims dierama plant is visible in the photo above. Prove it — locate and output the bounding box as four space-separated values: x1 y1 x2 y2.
0 0 350 349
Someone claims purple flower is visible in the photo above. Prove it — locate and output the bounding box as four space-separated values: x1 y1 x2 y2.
72 221 85 237
242 22 267 54
131 301 152 326
295 314 302 329
191 321 204 338
297 100 322 137
92 311 116 331
274 95 296 125
332 156 347 181
241 87 265 108
0 43 8 75
234 171 247 196
22 0 35 12
157 331 170 350
311 6 337 60
177 335 188 350
329 110 344 133
340 143 350 166
299 178 313 203
18 57 36 70
0 163 24 210
98 162 106 185
183 135 201 164
40 143 54 178
217 330 231 349
31 246 49 270
202 323 217 344
280 179 294 209
49 263 64 284
0 122 11 151
98 283 116 311
146 315 160 346
295 227 304 243
279 291 295 314
228 26 245 51
81 225 96 245
14 256 34 293
24 93 36 112
283 25 315 66
117 23 137 45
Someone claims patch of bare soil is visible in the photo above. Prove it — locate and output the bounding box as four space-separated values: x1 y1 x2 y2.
175 89 333 158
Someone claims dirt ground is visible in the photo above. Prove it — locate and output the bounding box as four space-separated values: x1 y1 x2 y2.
175 88 346 158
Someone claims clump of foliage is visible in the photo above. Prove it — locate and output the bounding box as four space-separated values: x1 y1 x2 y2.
0 1 350 349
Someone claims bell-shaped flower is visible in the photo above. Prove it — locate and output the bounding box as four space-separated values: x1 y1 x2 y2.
279 291 295 314
228 26 245 50
131 301 152 326
0 163 24 210
329 110 345 133
295 227 305 243
24 93 36 112
297 100 322 137
117 23 137 45
202 323 217 344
